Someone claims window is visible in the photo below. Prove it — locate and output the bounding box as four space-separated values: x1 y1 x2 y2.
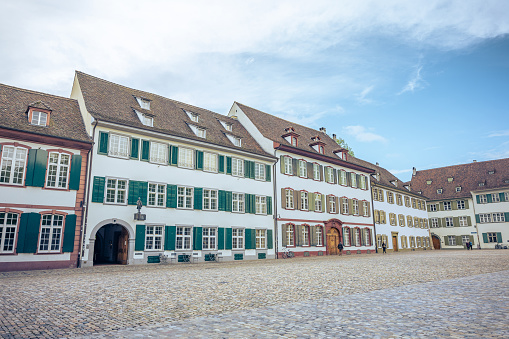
109 134 129 158
461 235 470 246
443 201 451 211
447 236 456 246
177 186 193 209
364 229 371 246
505 192 509 201
351 173 357 188
225 123 232 131
387 192 394 204
378 189 384 202
341 198 349 214
487 232 498 243
459 216 468 227
149 142 168 164
203 152 218 172
203 189 218 211
314 193 322 212
178 147 194 168
202 227 217 250
479 182 485 187
255 163 266 180
46 152 70 189
396 194 402 206
176 226 192 250
313 163 320 181
445 217 454 227
360 176 367 190
0 146 28 185
377 235 382 249
343 227 350 246
430 204 437 212
457 200 465 209
492 193 500 202
188 111 199 122
412 198 416 209
354 228 361 246
410 236 416 248
255 196 267 214
316 226 323 246
318 145 324 154
285 189 294 209
291 136 298 147
430 218 438 228
374 210 380 224
479 194 487 204
148 183 166 207
301 226 310 246
437 189 443 194
135 111 153 127
339 170 347 185
286 225 295 246
232 136 242 147
363 201 369 217
39 214 64 253
256 229 266 249
300 191 308 210
232 228 244 249
145 225 163 250
232 193 245 213
105 178 127 204
407 215 413 227
30 111 48 126
456 186 462 192
0 212 18 253
492 213 505 222
232 158 244 176
284 156 293 175
414 217 420 228
299 160 307 178
136 97 151 110
399 214 406 226
479 213 491 223
329 196 336 213
326 167 334 183
372 188 378 201
389 213 396 226
379 211 386 224
352 200 359 215
416 237 422 247
404 196 410 207
195 127 206 138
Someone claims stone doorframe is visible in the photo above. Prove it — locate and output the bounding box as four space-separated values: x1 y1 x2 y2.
324 218 343 252
391 232 399 252
84 218 136 267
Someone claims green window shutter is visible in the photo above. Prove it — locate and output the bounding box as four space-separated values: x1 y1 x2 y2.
25 149 47 187
218 227 225 250
504 212 509 222
280 155 285 174
91 176 105 203
267 229 273 249
218 190 226 211
141 140 150 161
193 227 203 250
249 229 256 249
225 191 232 212
139 181 148 206
292 159 298 176
453 217 459 227
225 228 232 250
245 228 253 249
128 181 139 205
164 226 176 250
244 160 250 178
476 195 480 204
308 193 315 211
487 194 493 203
194 187 203 210
62 214 77 252
467 216 472 226
195 150 204 170
170 145 179 165
130 138 139 159
16 213 41 253
250 162 255 179
68 155 82 190
244 194 251 213
135 225 146 251
166 185 177 208
464 200 469 209
98 131 109 154
267 196 272 215
497 232 503 243
444 236 449 246
265 164 271 182
500 193 505 202
226 157 232 174
482 233 488 243
218 155 225 173
475 214 480 223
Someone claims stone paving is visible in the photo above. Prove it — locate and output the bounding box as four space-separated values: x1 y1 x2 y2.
1 250 509 338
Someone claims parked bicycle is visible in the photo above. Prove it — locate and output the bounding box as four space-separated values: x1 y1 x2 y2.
281 247 294 259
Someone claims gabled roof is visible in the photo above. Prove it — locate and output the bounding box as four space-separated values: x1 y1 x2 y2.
0 83 91 143
75 72 270 157
409 158 509 200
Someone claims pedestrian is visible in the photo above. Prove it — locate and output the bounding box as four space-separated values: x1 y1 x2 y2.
337 242 344 256
469 241 473 250
382 242 387 254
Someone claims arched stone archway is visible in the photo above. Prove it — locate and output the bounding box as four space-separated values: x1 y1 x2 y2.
432 234 441 250
324 219 343 255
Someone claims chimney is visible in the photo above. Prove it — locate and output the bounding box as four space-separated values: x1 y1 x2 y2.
376 162 379 166
332 133 336 140
473 160 477 162
412 167 416 176
319 127 326 134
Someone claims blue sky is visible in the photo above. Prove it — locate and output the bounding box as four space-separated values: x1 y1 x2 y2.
1 0 508 181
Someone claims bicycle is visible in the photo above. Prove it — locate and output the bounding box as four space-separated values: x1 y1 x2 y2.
281 247 294 259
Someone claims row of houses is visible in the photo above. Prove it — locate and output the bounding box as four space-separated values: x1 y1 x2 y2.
0 71 507 271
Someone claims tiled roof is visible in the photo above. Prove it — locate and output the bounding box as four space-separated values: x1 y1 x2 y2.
76 72 270 157
0 83 91 143
409 158 509 200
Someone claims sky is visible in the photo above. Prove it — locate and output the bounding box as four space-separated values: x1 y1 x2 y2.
1 0 508 181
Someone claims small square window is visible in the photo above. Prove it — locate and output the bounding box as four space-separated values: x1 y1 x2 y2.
196 127 206 138
447 177 453 182
30 111 48 126
225 123 232 131
479 182 485 186
136 97 151 110
456 186 462 192
426 180 432 185
437 189 443 194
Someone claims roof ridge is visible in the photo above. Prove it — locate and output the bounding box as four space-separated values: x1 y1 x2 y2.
416 158 509 174
0 83 77 102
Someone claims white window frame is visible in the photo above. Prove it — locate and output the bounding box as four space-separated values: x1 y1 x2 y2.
341 198 349 214
38 214 64 253
30 111 48 126
232 158 244 177
232 228 244 249
487 232 498 243
286 225 295 246
232 192 245 213
459 216 468 227
148 183 166 207
447 235 456 246
492 213 505 222
430 204 437 212
343 227 350 247
360 175 366 190
340 170 347 186
202 227 217 250
0 212 18 253
350 172 357 188
314 193 322 212
177 186 193 209
443 201 452 211
300 191 308 210
255 195 267 215
445 217 454 227
430 218 439 228
316 226 323 246
479 194 487 204
136 97 151 110
352 199 359 216
299 160 307 178
326 167 334 183
203 152 218 173
0 146 28 186
196 127 206 138
313 163 320 181
354 228 361 246
176 226 192 250
108 134 130 159
387 192 394 204
178 147 194 169
203 189 218 211
457 200 465 210
256 229 266 249
479 213 491 223
492 193 500 202
284 156 293 175
105 178 128 204
396 194 402 205
363 201 369 217
329 195 336 213
45 152 70 189
285 189 294 209
149 141 168 164
301 226 310 246
145 225 163 250
254 163 265 181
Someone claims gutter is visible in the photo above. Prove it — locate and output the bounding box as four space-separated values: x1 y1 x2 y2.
273 149 279 259
370 182 378 253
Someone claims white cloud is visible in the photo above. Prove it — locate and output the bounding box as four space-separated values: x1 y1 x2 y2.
488 130 509 137
342 125 387 143
389 169 412 175
356 85 374 104
398 65 426 95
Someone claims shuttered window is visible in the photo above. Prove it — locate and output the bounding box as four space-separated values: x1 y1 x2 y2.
0 212 18 253
109 134 129 158
178 147 194 168
39 214 64 253
105 178 128 204
1 146 29 185
45 152 70 189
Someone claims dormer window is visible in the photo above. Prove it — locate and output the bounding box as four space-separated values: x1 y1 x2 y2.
225 123 232 131
135 110 153 127
226 134 241 147
188 124 206 138
318 145 324 154
135 97 151 110
185 110 199 122
456 186 462 192
291 136 298 147
488 170 495 175
30 111 48 126
282 127 300 147
310 136 326 154
478 182 485 186
447 177 453 182
437 188 443 194
426 180 432 185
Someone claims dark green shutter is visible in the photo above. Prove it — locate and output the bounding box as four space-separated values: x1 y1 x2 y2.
244 160 250 178
218 190 226 211
500 193 506 202
170 146 179 165
16 213 41 253
141 140 150 161
225 191 232 212
167 185 177 208
128 181 148 206
265 164 271 181
165 226 176 250
482 233 488 243
98 131 109 154
135 225 146 251
505 212 509 222
195 151 204 170
91 176 105 203
68 155 82 190
194 188 203 210
476 195 481 204
245 194 251 214
267 229 273 249
497 232 503 243
487 194 492 203
225 228 232 250
245 229 255 249
218 155 225 173
25 149 47 187
193 227 203 250
226 157 232 174
250 162 255 179
475 214 480 223
62 214 77 252
267 196 272 215
130 138 140 159
218 227 225 250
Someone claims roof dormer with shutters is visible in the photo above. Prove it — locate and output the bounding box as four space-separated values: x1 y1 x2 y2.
282 126 300 147
333 148 349 161
309 135 326 154
27 101 52 127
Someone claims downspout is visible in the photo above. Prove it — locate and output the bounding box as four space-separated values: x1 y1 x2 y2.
273 150 279 259
78 121 97 267
370 182 378 253
471 195 481 249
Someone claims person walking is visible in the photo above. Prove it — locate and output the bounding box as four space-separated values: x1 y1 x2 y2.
337 242 344 256
382 242 387 254
469 241 473 250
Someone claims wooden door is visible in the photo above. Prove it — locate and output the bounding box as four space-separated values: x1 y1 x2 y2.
432 235 441 250
117 228 128 264
327 228 340 255
392 235 398 252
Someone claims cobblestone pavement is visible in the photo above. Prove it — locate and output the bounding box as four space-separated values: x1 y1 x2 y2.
1 250 509 338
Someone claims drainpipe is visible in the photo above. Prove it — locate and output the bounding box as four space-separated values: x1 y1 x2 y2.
471 195 481 249
273 151 279 259
370 183 378 253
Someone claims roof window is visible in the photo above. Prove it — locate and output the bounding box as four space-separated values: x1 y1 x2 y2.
135 97 151 110
488 170 495 175
30 110 48 126
447 177 453 182
135 110 153 127
188 124 206 138
226 134 241 147
456 186 462 192
426 180 432 185
185 110 199 122
437 188 443 194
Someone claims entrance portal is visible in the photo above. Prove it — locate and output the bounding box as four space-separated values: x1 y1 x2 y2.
432 235 441 250
327 228 340 255
392 235 398 252
94 224 129 265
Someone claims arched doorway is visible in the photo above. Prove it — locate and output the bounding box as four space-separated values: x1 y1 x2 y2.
93 224 129 265
326 228 340 255
432 234 441 250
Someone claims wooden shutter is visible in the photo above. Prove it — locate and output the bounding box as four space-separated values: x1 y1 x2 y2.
292 159 298 176
164 226 176 250
505 213 509 222
16 212 41 253
319 165 323 181
218 155 225 173
170 145 179 165
497 232 502 243
281 188 286 209
225 228 232 250
225 191 232 212
469 235 474 244
267 229 273 249
68 155 82 191
308 193 314 211
486 194 493 203
195 151 204 170
98 131 109 154
464 200 469 209
296 191 302 210
267 196 272 215
334 197 339 214
265 164 271 181
444 236 449 246
281 224 287 247
244 194 251 214
321 194 325 212
356 174 361 188
218 190 226 211
333 169 337 184
280 155 285 174
453 217 459 227
128 181 148 206
476 195 481 204
130 138 139 159
358 201 364 217
482 233 488 243
166 185 177 208
194 187 203 210
348 199 353 215
244 160 250 178
135 225 146 251
62 214 77 253
467 216 472 226
193 227 203 250
452 201 458 210
91 176 105 203
295 225 301 246
218 227 225 250
500 193 506 202
245 229 256 249
226 157 232 174
307 162 313 179
456 236 463 246
25 149 47 187
141 140 150 161
475 214 480 223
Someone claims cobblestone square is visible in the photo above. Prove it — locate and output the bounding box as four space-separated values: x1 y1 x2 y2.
1 251 509 338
